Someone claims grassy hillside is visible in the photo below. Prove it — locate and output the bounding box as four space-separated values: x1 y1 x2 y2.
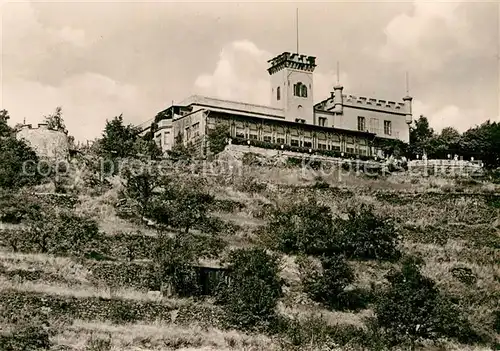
0 160 499 351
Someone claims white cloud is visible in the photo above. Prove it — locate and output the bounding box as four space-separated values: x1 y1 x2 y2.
314 70 350 104
379 0 499 133
194 40 346 106
1 1 88 81
379 1 474 71
49 26 87 47
194 40 272 105
0 2 130 142
412 99 496 133
3 73 149 143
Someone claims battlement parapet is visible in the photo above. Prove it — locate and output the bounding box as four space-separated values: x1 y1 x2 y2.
16 124 69 159
18 123 66 132
268 52 317 74
342 94 408 113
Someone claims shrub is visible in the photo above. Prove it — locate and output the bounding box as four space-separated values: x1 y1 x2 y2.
0 191 44 224
286 157 304 168
27 211 99 256
207 124 230 155
334 205 400 261
298 255 363 311
450 265 477 285
277 314 385 349
0 135 42 189
153 233 202 297
311 176 330 189
121 164 162 216
233 175 267 194
265 199 400 261
0 229 33 253
210 199 245 212
0 324 51 351
494 310 500 333
242 152 261 166
146 177 214 233
264 197 336 255
86 333 112 351
167 133 197 162
375 257 479 347
0 308 51 351
109 303 138 324
216 248 283 330
280 314 337 347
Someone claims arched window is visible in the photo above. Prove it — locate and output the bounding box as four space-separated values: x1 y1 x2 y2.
301 84 308 98
277 86 281 101
293 82 308 98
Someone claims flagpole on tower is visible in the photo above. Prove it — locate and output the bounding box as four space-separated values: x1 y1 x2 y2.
336 61 340 85
296 8 299 54
405 71 410 96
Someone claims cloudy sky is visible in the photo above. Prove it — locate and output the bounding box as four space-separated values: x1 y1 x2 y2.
1 0 499 142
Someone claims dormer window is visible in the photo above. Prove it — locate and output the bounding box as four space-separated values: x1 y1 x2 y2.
277 86 281 101
293 82 308 98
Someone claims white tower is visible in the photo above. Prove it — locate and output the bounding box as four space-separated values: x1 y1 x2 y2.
268 52 317 124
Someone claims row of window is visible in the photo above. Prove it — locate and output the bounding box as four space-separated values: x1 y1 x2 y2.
185 121 201 140
357 116 392 136
242 136 368 154
235 133 368 146
317 116 392 136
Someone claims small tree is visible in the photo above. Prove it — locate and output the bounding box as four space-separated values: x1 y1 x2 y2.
0 109 12 137
44 106 66 133
146 177 213 234
121 165 162 216
167 133 197 162
0 137 41 189
217 248 283 330
0 308 51 350
169 183 214 233
98 114 139 159
132 135 163 159
375 257 477 349
207 123 230 155
153 232 201 297
334 205 400 261
27 211 99 255
409 115 436 158
298 255 355 310
0 191 44 224
264 197 335 255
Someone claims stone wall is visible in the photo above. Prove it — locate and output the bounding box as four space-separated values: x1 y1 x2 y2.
219 144 371 167
16 124 69 159
0 289 223 325
408 160 483 176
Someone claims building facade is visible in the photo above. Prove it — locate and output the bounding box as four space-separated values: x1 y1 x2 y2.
16 123 69 159
139 51 413 157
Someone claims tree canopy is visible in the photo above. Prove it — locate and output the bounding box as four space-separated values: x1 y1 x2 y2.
0 110 41 188
0 109 12 137
408 115 500 168
43 107 66 133
96 114 161 162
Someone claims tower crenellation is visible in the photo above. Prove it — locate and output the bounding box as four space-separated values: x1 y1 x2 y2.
268 51 316 124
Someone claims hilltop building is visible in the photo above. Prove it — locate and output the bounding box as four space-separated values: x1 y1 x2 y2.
138 51 413 157
16 123 69 159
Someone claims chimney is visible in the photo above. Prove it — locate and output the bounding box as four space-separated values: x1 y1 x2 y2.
332 85 344 114
403 95 413 125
